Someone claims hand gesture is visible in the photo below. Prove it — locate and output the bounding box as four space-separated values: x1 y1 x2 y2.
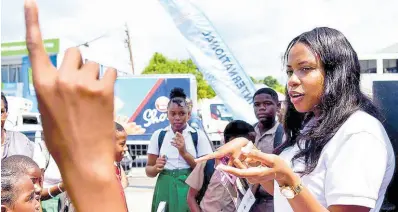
171 132 186 154
24 0 125 211
155 155 167 172
195 137 252 168
195 137 297 186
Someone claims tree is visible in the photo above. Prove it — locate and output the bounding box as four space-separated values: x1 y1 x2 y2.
142 53 216 99
263 76 279 88
263 76 286 94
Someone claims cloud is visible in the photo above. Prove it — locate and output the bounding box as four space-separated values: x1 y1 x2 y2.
2 0 398 83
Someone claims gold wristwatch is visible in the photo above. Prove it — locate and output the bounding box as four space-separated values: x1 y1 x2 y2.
279 182 304 199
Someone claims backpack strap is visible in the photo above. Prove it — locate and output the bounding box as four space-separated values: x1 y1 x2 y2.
274 124 284 149
190 131 198 156
157 130 167 154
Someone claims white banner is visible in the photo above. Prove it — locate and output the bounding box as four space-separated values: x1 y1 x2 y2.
158 0 257 124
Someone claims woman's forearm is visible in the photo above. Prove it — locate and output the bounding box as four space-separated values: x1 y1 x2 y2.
277 173 328 212
287 188 328 212
259 181 274 195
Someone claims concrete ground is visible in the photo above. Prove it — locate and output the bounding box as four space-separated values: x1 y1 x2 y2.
125 168 157 212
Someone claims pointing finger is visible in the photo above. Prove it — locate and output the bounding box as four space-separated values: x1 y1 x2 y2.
195 151 224 163
24 0 53 76
217 164 273 178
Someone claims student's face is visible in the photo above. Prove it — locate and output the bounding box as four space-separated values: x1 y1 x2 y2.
26 167 43 201
115 130 128 162
286 42 325 113
253 94 278 123
2 176 41 212
1 99 8 129
167 103 190 132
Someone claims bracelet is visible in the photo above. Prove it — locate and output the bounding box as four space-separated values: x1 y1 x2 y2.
57 183 64 193
48 187 54 198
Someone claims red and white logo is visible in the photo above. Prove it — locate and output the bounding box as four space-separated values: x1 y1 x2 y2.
155 96 169 113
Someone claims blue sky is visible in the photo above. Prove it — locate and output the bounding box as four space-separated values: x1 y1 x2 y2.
2 0 398 83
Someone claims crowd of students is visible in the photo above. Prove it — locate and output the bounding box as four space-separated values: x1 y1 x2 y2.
1 0 395 212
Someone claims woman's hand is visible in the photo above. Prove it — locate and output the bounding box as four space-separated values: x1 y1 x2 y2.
171 132 187 155
195 137 251 163
217 150 299 187
195 137 299 186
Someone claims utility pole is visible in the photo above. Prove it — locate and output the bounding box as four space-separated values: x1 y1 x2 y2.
124 23 135 75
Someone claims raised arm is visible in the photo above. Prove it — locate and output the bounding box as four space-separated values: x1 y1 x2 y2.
24 0 126 211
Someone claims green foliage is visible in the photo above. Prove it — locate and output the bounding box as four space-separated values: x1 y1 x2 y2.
262 76 286 94
263 76 279 88
142 53 216 99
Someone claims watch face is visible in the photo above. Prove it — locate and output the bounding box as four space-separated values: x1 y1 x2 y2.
281 188 295 199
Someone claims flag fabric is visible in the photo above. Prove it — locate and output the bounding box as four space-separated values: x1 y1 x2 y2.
158 0 257 124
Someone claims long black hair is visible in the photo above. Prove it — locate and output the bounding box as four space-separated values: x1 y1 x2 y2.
274 27 382 175
1 92 8 112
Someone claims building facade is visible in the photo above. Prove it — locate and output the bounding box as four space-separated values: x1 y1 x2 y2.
1 38 131 112
358 52 398 96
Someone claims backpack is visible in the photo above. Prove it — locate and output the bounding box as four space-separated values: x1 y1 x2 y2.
157 129 215 203
254 123 284 149
274 124 284 149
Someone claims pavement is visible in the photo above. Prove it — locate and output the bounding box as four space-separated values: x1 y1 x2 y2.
125 168 157 212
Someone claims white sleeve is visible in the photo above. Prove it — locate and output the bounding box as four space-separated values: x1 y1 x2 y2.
325 132 388 208
147 130 161 156
32 142 46 169
196 130 213 157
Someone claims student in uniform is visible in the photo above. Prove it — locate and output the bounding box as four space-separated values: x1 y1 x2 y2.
113 122 129 211
114 122 129 189
146 88 213 212
1 155 41 212
186 120 256 212
251 87 284 212
1 92 34 159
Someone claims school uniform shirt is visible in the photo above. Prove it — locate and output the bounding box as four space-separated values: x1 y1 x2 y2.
147 125 213 170
2 130 34 159
185 162 236 212
254 122 280 154
273 111 395 212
